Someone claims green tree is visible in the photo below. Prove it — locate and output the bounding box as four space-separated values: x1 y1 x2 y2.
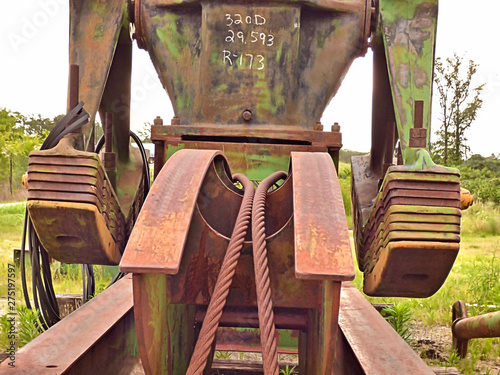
0 109 43 197
20 114 64 138
432 54 484 166
136 122 152 143
463 154 500 173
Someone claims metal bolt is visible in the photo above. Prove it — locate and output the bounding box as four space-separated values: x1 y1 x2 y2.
154 116 163 126
170 116 180 125
314 121 323 131
242 110 252 122
331 122 341 132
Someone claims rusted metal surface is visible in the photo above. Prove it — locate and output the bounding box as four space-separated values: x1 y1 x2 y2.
151 123 343 181
120 149 223 274
21 0 471 371
364 241 459 297
27 136 128 265
349 0 466 299
452 301 500 358
28 201 122 265
69 0 128 145
292 152 354 281
136 0 370 128
0 275 139 374
3 280 442 374
121 150 352 373
375 0 438 165
351 152 462 297
337 282 435 374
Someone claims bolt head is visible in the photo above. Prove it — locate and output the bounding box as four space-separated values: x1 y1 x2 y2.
153 116 163 126
331 122 341 132
242 110 252 122
170 116 180 125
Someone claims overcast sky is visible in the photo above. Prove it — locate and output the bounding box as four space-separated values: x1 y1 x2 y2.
1 1 498 157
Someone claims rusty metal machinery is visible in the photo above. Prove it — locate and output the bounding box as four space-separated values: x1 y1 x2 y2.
12 0 475 373
452 301 500 358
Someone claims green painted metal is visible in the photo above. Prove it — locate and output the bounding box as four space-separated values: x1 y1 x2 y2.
165 143 291 181
69 0 128 145
377 0 437 165
138 0 368 128
455 310 500 340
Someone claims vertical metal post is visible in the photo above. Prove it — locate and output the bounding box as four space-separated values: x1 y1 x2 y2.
105 113 114 153
370 33 396 177
153 116 165 179
68 64 79 115
67 64 85 151
409 101 427 148
382 121 396 175
103 112 117 190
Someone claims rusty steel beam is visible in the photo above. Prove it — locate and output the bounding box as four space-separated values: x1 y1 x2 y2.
291 152 354 281
452 300 500 358
1 275 140 374
337 282 434 374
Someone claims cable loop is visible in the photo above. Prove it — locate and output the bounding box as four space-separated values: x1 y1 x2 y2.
187 173 255 374
251 171 287 375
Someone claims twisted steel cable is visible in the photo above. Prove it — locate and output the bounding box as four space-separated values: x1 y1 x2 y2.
187 173 255 375
252 171 287 375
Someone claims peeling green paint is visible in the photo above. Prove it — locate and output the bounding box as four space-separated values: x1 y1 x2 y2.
166 144 290 181
156 14 188 61
379 0 438 165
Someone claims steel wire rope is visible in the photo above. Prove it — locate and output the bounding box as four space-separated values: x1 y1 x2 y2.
186 173 255 374
252 171 287 375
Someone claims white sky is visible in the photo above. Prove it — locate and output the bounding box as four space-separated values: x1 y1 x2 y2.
1 0 498 157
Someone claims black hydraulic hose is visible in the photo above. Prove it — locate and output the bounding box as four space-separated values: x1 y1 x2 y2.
81 264 95 303
20 209 31 310
95 135 105 153
40 102 85 149
130 131 151 200
105 131 151 288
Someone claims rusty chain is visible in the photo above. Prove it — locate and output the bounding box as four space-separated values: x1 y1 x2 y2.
186 173 255 375
252 171 288 375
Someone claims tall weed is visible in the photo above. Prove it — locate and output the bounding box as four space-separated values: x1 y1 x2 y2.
461 201 500 237
0 306 42 351
381 303 413 343
465 256 500 314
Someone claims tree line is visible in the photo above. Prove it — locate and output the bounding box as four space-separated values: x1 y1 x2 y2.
0 110 153 200
0 109 63 199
